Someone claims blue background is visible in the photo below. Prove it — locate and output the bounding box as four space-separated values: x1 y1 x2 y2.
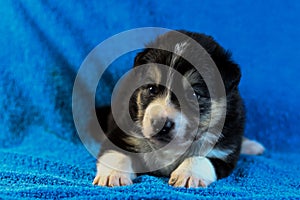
0 0 299 199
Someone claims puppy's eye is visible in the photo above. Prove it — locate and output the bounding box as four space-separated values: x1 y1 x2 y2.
148 85 159 95
186 91 200 101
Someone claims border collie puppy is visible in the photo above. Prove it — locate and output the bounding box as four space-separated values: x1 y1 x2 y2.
93 30 264 188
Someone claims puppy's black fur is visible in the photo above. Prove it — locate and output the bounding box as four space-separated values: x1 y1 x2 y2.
94 30 245 187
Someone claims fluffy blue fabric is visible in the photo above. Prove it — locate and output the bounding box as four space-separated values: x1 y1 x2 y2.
1 0 299 199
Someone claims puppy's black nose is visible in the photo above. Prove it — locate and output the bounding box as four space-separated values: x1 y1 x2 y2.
152 118 175 134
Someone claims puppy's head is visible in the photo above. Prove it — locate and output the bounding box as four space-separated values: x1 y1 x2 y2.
130 31 241 146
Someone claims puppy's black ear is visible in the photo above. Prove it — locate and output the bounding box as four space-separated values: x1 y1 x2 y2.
221 61 241 93
132 50 150 83
133 50 147 67
213 50 242 93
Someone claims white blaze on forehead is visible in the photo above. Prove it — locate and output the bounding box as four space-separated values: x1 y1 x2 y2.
174 42 189 57
170 41 189 68
166 41 190 88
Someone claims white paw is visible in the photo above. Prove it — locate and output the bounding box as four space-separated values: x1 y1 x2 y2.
169 157 216 188
241 138 265 155
93 171 133 187
93 150 136 187
169 171 210 188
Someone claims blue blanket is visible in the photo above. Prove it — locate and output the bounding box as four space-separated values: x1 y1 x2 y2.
1 0 299 199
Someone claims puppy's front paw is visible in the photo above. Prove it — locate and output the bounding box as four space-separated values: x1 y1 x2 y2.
93 150 136 187
169 171 209 188
169 157 216 188
93 171 133 187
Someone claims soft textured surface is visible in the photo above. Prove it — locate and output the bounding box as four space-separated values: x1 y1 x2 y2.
1 0 300 199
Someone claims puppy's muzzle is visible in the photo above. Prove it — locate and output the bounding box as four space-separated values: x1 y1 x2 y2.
151 117 175 135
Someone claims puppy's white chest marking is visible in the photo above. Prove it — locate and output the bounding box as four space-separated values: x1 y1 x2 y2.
143 140 192 175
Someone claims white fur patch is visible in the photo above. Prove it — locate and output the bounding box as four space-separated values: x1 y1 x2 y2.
170 42 189 68
207 148 233 160
93 150 136 186
194 131 222 157
142 139 191 175
169 156 217 188
210 98 227 127
241 138 265 155
174 42 189 56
